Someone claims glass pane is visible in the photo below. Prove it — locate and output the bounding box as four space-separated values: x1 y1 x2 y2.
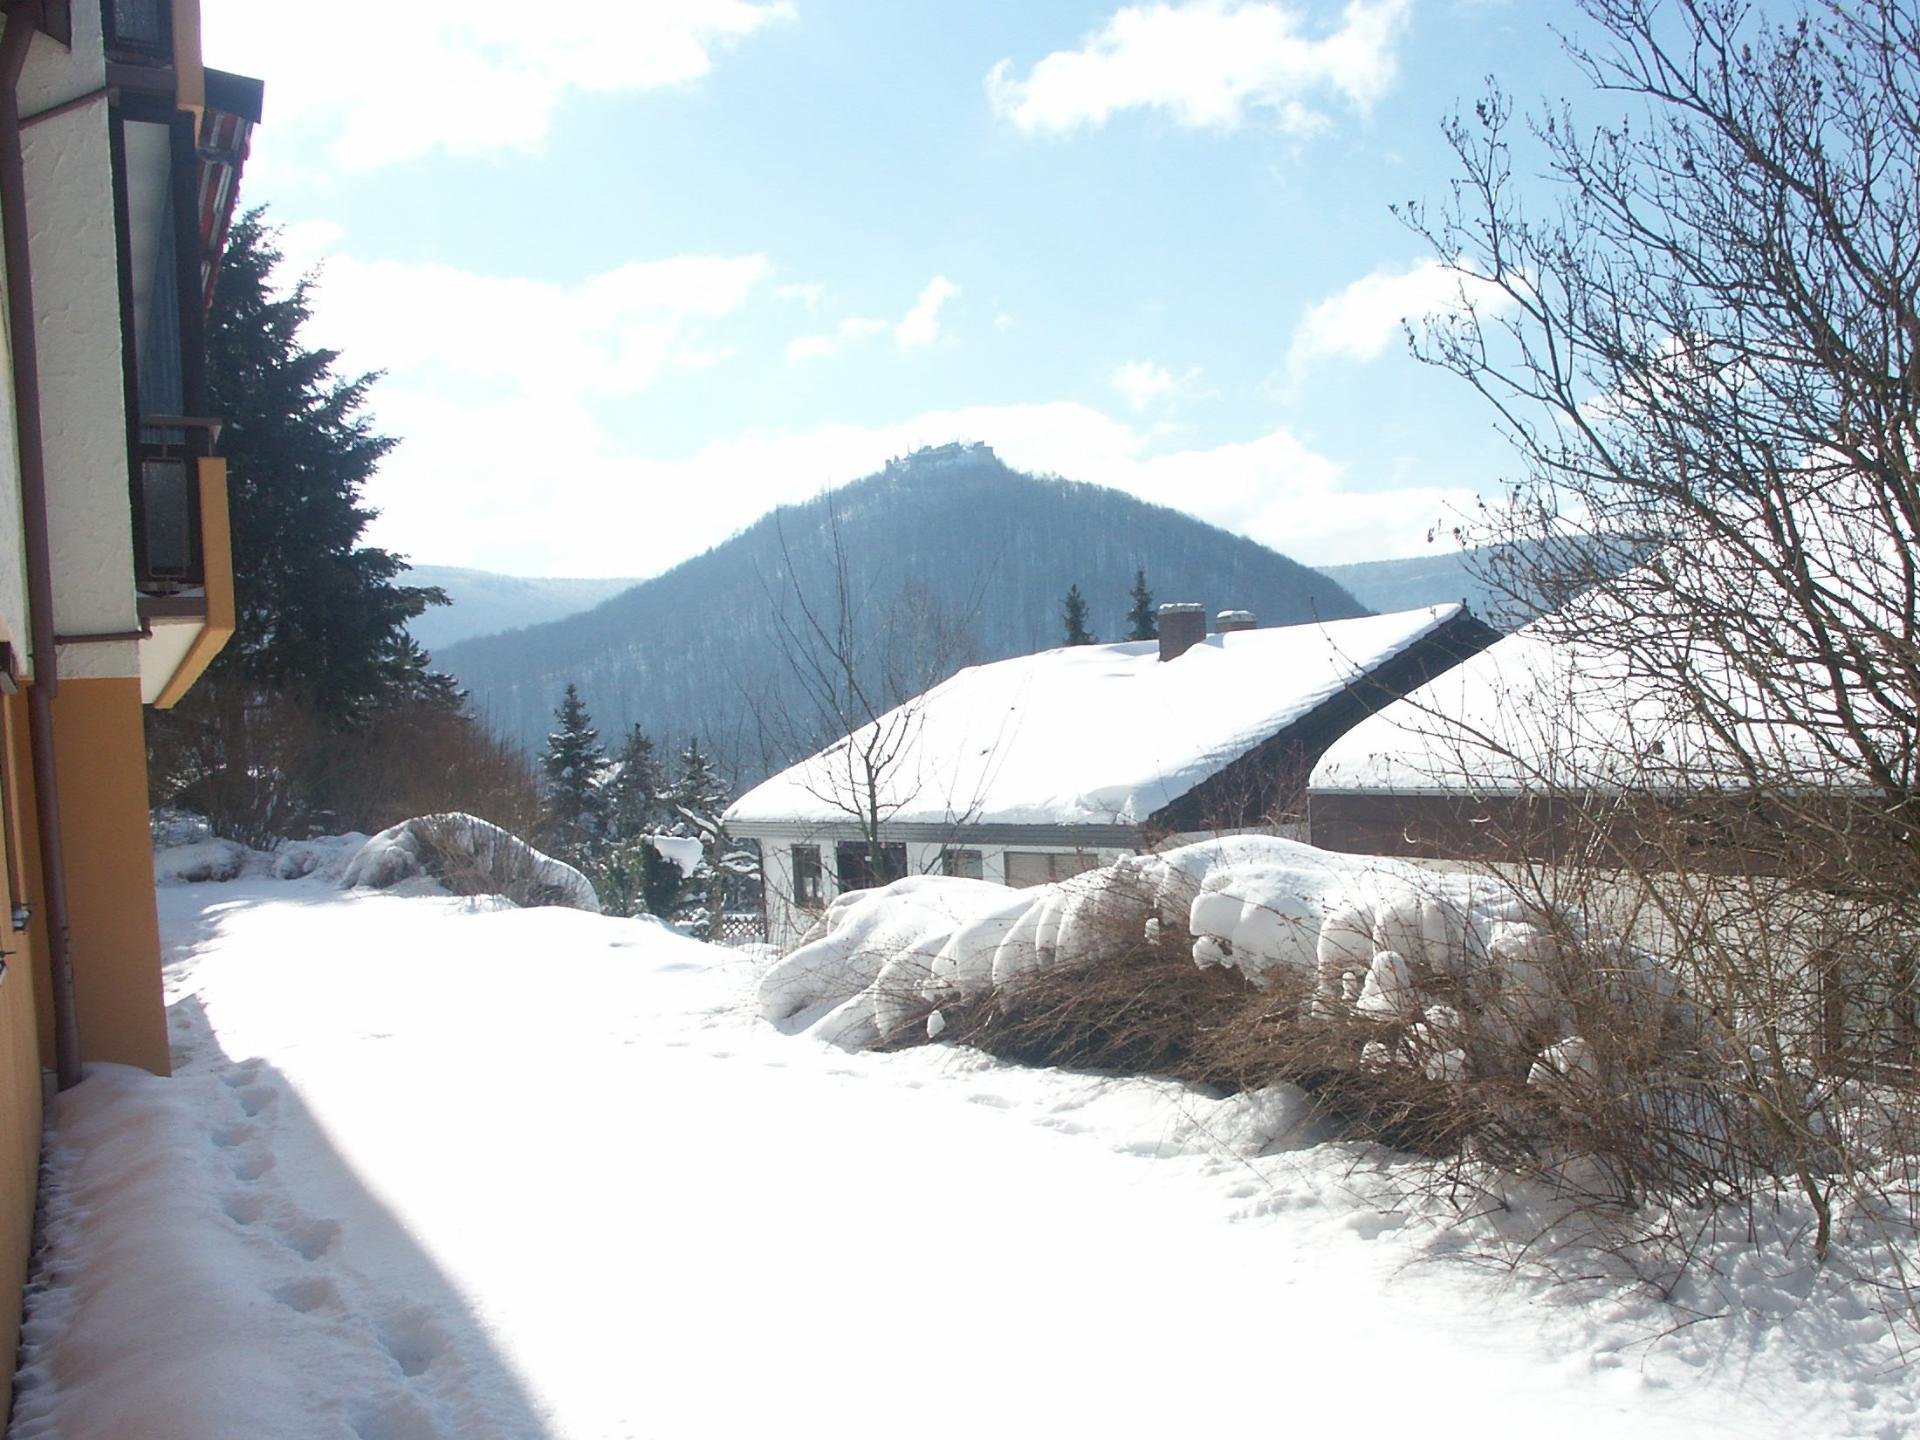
111 0 168 51
790 845 822 907
1005 852 1051 888
141 458 193 578
942 849 983 880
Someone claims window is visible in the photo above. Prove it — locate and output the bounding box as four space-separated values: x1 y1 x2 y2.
790 845 823 909
1004 850 1100 889
106 0 171 62
835 840 907 892
941 848 984 880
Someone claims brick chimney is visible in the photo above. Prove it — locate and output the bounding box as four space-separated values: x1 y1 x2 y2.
1215 609 1256 634
1158 602 1206 662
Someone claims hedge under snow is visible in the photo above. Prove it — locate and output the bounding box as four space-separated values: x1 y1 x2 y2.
757 836 1697 1086
342 813 601 913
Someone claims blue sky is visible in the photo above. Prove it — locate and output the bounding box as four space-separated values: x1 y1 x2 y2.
198 0 1587 579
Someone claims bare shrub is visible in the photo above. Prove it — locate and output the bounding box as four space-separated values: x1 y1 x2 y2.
151 683 543 848
944 917 1253 1075
411 816 596 909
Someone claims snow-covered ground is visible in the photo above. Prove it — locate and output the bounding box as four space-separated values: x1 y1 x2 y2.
9 869 1915 1438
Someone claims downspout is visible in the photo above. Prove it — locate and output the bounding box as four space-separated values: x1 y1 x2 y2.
0 0 84 1091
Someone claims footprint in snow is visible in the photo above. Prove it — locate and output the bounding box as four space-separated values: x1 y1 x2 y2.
228 1151 273 1182
275 1215 341 1262
269 1274 344 1315
346 1392 446 1440
375 1307 448 1379
233 1084 278 1117
221 1059 266 1088
208 1121 255 1149
221 1192 266 1227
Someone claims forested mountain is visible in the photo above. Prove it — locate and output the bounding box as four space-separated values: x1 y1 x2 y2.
434 443 1366 786
1316 548 1515 625
404 566 640 651
1318 537 1626 629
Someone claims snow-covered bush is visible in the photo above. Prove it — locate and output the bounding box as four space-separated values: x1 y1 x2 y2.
758 837 1817 1216
154 837 255 886
270 833 370 883
343 813 600 912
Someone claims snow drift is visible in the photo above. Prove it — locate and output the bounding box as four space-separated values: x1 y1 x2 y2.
342 814 600 913
761 836 1697 1086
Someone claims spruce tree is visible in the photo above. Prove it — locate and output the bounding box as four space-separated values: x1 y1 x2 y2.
197 210 445 716
541 684 608 863
1126 569 1157 641
145 208 456 840
668 737 731 937
1062 584 1095 646
604 724 665 843
591 724 674 919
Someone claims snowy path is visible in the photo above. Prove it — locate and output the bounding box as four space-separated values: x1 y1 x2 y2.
8 879 1911 1438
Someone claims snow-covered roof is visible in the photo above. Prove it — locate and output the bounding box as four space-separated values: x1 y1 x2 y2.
727 605 1477 832
1308 623 1659 795
1309 594 1877 796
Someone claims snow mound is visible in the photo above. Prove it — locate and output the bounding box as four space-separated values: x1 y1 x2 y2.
644 834 704 879
342 814 600 913
757 876 1013 1047
764 835 1697 1091
270 832 370 883
154 837 257 886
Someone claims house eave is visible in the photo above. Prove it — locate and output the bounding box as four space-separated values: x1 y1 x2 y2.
726 818 1145 850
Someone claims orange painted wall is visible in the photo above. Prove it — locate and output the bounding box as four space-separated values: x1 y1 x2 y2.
44 678 170 1075
0 693 45 1394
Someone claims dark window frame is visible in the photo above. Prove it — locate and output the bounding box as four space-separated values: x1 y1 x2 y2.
111 96 213 593
834 840 907 893
790 844 823 909
940 848 984 880
102 0 171 66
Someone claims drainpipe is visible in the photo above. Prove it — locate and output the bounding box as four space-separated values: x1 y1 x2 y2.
1 0 84 1092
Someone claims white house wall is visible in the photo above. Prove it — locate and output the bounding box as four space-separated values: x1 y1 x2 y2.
0 260 30 665
21 3 140 675
756 835 1131 953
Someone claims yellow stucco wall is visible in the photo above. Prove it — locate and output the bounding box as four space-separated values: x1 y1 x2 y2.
40 678 170 1076
0 693 45 1395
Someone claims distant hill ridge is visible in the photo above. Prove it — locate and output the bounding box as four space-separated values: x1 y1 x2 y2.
432 444 1368 786
403 566 641 651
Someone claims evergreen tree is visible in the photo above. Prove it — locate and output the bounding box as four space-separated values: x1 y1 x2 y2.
667 737 731 938
604 723 665 843
1062 584 1095 646
637 840 686 918
146 209 456 841
199 210 445 716
593 836 683 920
590 723 677 920
540 684 608 862
1126 569 1157 641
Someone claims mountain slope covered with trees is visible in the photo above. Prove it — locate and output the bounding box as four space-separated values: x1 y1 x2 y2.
434 444 1365 785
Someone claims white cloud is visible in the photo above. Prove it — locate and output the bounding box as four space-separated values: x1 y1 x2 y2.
1112 360 1175 411
894 276 960 349
786 278 959 362
299 249 769 400
359 390 1474 579
989 0 1410 136
786 315 888 363
774 282 827 310
200 0 793 171
1287 256 1514 378
1111 359 1207 413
